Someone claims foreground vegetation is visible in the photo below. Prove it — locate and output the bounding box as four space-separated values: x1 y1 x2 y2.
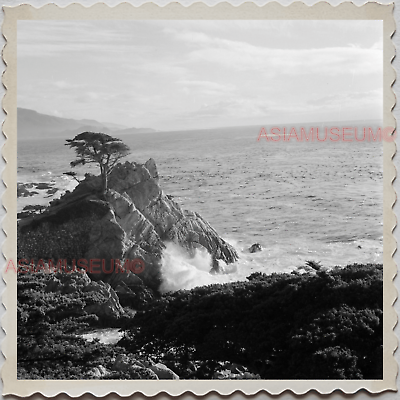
122 263 383 379
17 270 142 379
17 263 383 380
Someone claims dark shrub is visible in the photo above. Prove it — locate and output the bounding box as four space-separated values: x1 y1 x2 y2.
121 264 383 379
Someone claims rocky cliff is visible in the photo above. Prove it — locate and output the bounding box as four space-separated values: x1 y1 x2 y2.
18 159 238 300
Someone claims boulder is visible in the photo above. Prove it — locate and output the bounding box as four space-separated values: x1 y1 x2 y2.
112 354 159 379
36 182 53 190
112 354 132 372
23 204 45 212
46 188 58 195
87 365 109 378
249 243 262 253
17 183 35 198
148 363 179 380
83 281 126 323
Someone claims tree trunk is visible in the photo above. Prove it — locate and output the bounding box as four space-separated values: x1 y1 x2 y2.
100 165 108 195
104 172 108 193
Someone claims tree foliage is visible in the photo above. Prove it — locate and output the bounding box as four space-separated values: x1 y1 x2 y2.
65 132 131 194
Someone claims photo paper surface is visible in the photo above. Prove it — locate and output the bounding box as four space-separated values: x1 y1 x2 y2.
1 2 397 396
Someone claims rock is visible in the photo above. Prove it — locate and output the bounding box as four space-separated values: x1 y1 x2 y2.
210 257 225 274
87 367 102 378
46 188 58 195
112 355 159 379
17 211 32 219
83 281 126 323
107 162 238 265
148 363 179 380
23 205 46 212
36 182 53 190
18 205 46 219
44 277 62 293
98 365 108 376
55 270 92 287
112 354 131 372
227 362 246 373
131 366 159 380
249 243 262 253
87 365 109 378
144 158 159 183
213 369 261 380
17 183 35 198
44 270 125 323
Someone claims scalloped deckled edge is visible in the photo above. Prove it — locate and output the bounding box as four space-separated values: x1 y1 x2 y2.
1 1 397 397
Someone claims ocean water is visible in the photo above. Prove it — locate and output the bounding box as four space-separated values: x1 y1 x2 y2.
18 125 383 290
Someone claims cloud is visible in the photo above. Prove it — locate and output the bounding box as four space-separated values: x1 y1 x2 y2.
53 81 83 90
17 21 151 57
52 110 63 117
129 62 188 78
176 80 236 96
176 98 273 121
164 27 381 77
371 40 383 50
186 38 381 76
307 89 382 109
18 20 383 129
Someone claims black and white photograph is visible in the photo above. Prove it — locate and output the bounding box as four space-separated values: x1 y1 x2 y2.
9 8 393 390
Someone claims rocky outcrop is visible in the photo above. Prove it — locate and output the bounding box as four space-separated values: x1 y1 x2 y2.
86 355 164 379
115 357 180 380
18 159 238 298
44 270 126 324
111 354 160 379
107 161 238 265
17 182 57 198
249 243 262 253
147 363 179 380
83 280 126 323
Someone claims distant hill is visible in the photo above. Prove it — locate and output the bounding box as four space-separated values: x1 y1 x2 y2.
17 108 156 140
113 127 157 136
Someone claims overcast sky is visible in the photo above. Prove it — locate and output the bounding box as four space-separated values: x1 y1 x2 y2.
18 20 382 131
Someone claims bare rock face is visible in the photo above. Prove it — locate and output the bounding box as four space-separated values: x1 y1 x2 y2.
43 270 126 324
108 161 162 212
144 158 159 183
107 161 239 266
83 280 126 323
148 363 179 380
112 354 159 379
84 189 165 291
